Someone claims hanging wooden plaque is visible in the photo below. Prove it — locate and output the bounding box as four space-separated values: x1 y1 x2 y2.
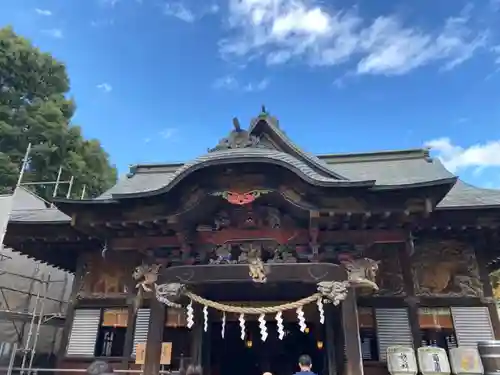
160 342 172 365
135 343 146 365
102 309 128 327
134 342 172 365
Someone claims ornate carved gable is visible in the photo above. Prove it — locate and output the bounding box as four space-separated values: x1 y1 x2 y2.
207 107 345 181
208 117 277 152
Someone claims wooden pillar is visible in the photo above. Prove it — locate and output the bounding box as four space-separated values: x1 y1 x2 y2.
122 255 143 368
334 306 345 375
143 297 166 375
325 304 338 375
399 239 421 349
342 288 363 375
57 254 86 360
121 301 138 368
475 236 500 338
487 304 500 339
190 305 203 366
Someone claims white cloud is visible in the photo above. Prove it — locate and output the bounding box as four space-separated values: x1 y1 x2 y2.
91 19 115 27
492 45 500 64
99 0 121 6
164 3 195 22
42 29 63 38
35 8 52 16
213 75 269 92
163 2 219 22
424 137 500 173
160 128 177 139
97 83 113 93
219 0 487 75
208 4 220 14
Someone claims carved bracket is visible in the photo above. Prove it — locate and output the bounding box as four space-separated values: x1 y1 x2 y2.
341 257 380 292
133 263 161 292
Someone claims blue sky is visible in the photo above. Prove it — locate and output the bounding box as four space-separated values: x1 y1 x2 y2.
2 0 500 188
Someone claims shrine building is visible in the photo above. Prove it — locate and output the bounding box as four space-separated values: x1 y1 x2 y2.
4 109 500 375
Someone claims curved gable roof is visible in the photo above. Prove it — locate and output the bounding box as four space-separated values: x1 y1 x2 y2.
62 112 500 209
102 148 375 200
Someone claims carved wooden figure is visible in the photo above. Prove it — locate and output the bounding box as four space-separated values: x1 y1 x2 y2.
411 240 483 297
79 253 130 298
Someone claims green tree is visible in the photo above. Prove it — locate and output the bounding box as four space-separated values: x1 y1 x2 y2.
0 26 117 199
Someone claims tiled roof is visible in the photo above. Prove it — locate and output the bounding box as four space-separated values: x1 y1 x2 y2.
319 149 500 208
249 116 345 179
101 148 374 199
2 187 70 224
26 113 500 212
437 181 500 209
320 150 452 185
95 148 500 209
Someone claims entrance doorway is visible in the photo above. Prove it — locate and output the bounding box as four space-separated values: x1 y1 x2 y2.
210 321 326 375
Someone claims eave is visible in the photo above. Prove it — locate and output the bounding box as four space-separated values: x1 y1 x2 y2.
4 222 100 272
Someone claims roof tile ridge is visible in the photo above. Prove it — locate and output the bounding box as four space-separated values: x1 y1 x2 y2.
318 148 431 164
250 115 350 180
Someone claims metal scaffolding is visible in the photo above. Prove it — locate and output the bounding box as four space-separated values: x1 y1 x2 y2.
0 251 73 374
0 144 81 374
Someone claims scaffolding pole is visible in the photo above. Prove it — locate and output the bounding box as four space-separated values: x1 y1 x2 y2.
0 263 69 375
27 274 51 373
19 273 41 375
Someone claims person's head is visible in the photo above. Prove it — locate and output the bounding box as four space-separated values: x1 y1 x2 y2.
186 365 203 375
298 355 312 371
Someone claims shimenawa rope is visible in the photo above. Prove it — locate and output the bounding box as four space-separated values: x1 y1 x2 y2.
184 290 322 314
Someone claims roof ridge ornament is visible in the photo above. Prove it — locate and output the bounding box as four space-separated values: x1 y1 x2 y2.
253 105 280 128
208 116 275 152
259 105 268 117
233 117 242 132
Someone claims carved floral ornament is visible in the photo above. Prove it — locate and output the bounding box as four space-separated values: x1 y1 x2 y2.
211 189 272 205
132 256 379 341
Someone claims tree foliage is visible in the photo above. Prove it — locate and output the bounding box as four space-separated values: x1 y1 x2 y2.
0 27 117 199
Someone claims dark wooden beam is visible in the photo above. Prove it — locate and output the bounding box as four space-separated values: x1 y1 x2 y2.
159 262 348 284
111 229 407 250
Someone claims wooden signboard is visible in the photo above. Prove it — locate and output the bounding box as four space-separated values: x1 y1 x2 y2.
165 309 187 327
418 308 453 329
102 309 128 327
135 342 172 365
135 343 146 365
358 308 375 328
160 342 172 365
